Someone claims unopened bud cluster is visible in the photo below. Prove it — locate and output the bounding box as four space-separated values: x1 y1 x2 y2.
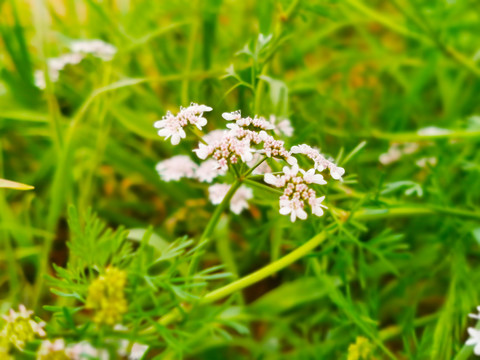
85 266 128 326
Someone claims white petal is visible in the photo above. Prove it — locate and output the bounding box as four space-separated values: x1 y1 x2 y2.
264 173 278 186
474 343 480 355
222 112 238 120
297 208 308 220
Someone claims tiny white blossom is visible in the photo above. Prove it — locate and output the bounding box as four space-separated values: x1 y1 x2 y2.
155 103 212 145
37 339 67 359
301 168 327 185
222 110 242 121
416 157 437 168
156 155 197 181
309 196 328 216
466 327 480 356
269 115 294 137
290 144 344 180
280 198 308 222
66 341 108 360
71 39 117 61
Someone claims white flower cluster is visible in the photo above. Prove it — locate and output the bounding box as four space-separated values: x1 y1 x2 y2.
154 103 212 145
37 338 147 360
208 183 253 214
34 39 117 89
265 165 327 222
379 142 419 165
154 104 343 219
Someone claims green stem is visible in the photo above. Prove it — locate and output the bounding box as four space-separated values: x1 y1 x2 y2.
160 231 327 327
187 180 243 277
203 231 327 304
352 205 480 222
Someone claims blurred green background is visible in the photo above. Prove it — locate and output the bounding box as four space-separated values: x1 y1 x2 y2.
1 0 480 359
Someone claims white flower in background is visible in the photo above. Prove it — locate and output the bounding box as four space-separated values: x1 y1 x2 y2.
247 153 272 175
208 183 230 205
156 155 197 181
379 142 420 166
416 157 437 168
466 328 480 356
195 159 226 183
115 325 148 360
269 115 294 137
34 39 116 90
37 339 68 359
66 341 108 360
155 103 212 145
417 126 450 136
208 183 253 214
290 144 345 180
264 165 328 222
34 70 48 89
71 39 117 61
34 53 84 89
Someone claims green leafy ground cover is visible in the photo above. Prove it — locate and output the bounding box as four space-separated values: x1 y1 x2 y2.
0 0 480 359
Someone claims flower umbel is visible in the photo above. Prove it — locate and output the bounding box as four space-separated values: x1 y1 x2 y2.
85 266 128 326
154 103 212 145
264 165 327 222
1 305 46 350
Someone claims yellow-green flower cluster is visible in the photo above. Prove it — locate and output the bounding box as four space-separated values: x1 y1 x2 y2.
347 336 374 360
1 305 46 352
86 266 128 325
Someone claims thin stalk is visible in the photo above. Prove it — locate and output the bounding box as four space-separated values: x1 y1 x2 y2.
187 179 243 277
181 1 199 105
159 231 328 327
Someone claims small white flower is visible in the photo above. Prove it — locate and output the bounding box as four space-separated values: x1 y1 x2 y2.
247 154 271 175
279 198 307 222
416 157 437 168
154 111 187 145
66 341 109 360
37 339 67 359
309 196 328 216
156 155 197 181
329 165 345 180
71 39 117 61
466 327 480 356
155 103 212 145
230 186 253 214
301 168 327 185
270 115 294 137
196 159 225 183
222 110 242 121
208 184 229 205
